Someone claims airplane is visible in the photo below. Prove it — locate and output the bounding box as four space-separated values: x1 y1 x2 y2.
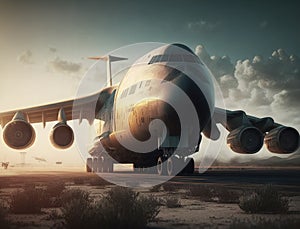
1 162 9 169
33 157 47 163
0 43 299 176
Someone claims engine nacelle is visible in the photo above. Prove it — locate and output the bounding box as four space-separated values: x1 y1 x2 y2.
227 126 263 154
50 122 74 149
3 112 36 150
265 126 299 154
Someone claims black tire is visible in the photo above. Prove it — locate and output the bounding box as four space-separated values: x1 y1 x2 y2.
184 158 195 174
86 158 92 173
97 157 104 173
167 158 174 176
103 158 113 173
92 158 98 173
157 156 166 176
167 157 182 176
107 159 113 172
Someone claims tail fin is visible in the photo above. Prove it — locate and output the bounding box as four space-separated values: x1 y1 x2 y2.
88 55 127 86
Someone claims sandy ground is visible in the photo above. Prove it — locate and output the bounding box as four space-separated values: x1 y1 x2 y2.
0 167 300 228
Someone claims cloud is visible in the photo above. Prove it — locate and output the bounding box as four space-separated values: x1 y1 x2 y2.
49 47 57 53
47 57 82 75
17 50 34 64
195 45 300 127
187 20 219 32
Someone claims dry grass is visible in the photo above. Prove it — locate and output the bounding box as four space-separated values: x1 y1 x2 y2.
187 185 239 203
187 185 214 201
61 186 161 229
10 186 51 214
164 196 181 208
229 216 300 229
239 184 289 213
0 199 10 229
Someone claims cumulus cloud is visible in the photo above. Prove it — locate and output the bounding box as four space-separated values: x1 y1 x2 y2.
18 50 34 64
48 57 82 75
195 45 300 127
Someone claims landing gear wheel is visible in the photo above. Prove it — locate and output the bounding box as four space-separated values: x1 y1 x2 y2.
183 158 194 174
86 158 92 173
147 166 157 174
103 158 113 173
167 157 181 176
97 157 104 173
167 158 174 176
157 156 166 176
92 158 98 173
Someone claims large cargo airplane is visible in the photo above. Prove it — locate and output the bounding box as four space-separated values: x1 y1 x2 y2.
0 44 299 176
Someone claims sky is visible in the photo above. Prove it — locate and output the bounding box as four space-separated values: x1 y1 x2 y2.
0 0 299 166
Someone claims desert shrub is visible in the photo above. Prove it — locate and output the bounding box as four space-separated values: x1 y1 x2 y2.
88 177 110 186
162 183 177 192
164 196 181 208
60 189 90 207
0 199 10 229
188 185 214 201
73 177 85 185
239 184 289 213
45 209 63 220
46 181 66 197
230 216 300 229
61 187 160 229
214 187 239 203
10 186 51 214
100 187 161 228
61 190 91 229
149 184 162 192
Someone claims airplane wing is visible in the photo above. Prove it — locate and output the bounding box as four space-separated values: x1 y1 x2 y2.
203 107 299 154
0 86 116 128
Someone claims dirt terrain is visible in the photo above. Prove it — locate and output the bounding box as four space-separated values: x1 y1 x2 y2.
0 167 300 228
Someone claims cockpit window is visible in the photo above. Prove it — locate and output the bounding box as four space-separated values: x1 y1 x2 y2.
168 55 182 62
149 55 163 64
160 55 169 62
148 54 201 64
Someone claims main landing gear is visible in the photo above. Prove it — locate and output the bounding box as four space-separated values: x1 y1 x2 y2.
86 149 195 176
86 156 113 173
156 155 194 176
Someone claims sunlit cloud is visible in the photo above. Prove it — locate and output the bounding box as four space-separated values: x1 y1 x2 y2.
195 45 300 127
47 57 82 75
17 50 34 65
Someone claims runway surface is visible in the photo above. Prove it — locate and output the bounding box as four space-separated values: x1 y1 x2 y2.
176 168 300 186
1 167 299 192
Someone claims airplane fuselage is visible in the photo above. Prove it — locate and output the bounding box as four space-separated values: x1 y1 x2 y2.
98 44 215 166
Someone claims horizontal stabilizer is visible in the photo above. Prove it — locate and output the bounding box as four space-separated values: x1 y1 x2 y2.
87 55 127 62
88 55 128 86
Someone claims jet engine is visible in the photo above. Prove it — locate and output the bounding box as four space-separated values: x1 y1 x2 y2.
3 112 36 149
50 122 74 149
264 126 299 154
227 126 263 154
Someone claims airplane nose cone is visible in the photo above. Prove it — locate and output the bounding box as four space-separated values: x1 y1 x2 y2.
165 72 212 132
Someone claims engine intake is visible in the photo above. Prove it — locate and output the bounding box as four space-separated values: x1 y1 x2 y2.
265 126 299 154
227 126 263 154
50 122 74 149
3 112 35 149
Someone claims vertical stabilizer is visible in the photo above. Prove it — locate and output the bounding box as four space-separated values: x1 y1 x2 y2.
88 55 127 87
